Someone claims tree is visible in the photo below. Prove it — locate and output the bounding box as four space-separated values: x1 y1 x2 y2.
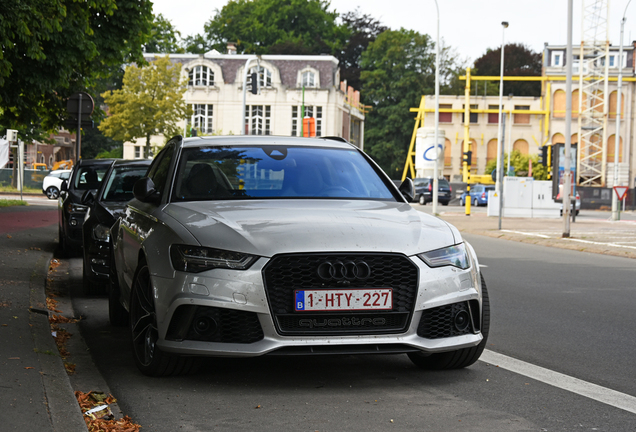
485 150 548 180
337 9 387 91
181 34 211 54
202 0 348 55
81 127 123 159
360 29 436 176
473 43 542 97
0 0 153 142
99 57 190 158
144 14 184 54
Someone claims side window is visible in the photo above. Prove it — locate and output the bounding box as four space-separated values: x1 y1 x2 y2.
147 144 175 196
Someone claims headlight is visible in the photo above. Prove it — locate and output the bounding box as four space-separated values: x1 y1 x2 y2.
170 245 258 273
417 243 469 270
92 224 111 242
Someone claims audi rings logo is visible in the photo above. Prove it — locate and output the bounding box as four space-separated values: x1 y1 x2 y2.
317 260 371 281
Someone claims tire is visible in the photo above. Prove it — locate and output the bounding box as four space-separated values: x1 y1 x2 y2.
46 186 59 200
130 262 197 377
408 274 490 370
459 197 464 206
473 198 479 207
418 194 426 205
108 247 128 327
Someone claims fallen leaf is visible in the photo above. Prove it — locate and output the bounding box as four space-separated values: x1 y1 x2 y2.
6 235 11 239
24 367 34 369
255 405 261 409
9 357 20 359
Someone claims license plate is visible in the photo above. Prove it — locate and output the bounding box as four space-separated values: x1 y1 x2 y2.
294 289 393 311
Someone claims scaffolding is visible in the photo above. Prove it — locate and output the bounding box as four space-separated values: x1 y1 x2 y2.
577 0 610 186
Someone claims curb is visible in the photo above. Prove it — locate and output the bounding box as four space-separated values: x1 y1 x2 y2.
29 253 87 432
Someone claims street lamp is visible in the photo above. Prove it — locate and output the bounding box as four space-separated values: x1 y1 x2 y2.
612 0 632 221
495 21 508 229
432 0 441 216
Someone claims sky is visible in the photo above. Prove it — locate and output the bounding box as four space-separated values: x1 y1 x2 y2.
151 0 636 64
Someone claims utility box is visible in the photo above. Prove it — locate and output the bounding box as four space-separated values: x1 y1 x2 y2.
532 180 560 218
487 178 560 218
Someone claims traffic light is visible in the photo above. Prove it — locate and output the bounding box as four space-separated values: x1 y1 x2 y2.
249 72 258 94
539 146 548 166
462 151 472 165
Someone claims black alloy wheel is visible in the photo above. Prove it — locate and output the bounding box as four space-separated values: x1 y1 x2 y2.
130 262 197 377
408 274 490 370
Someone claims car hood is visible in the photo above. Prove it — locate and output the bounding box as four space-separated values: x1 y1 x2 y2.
162 200 459 257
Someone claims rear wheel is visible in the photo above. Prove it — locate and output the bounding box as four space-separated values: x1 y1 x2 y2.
46 186 59 199
418 194 426 205
130 262 197 377
408 274 490 370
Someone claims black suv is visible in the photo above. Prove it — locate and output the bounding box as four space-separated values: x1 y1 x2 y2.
58 159 115 255
81 159 151 294
413 177 452 206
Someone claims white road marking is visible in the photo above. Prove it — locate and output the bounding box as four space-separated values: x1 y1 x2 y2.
501 230 551 238
480 350 636 415
563 237 636 250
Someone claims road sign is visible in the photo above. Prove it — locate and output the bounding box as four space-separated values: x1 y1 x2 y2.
67 92 94 115
613 186 628 201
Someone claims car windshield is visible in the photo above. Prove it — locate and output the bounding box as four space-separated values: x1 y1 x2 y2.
102 166 149 202
74 166 109 190
172 146 395 201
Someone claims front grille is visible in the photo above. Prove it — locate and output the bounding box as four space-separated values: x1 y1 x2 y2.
262 253 419 336
166 305 264 343
417 301 479 339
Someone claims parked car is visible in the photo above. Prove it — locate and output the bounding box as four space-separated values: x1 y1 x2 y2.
558 191 581 216
58 159 115 255
81 159 152 295
413 177 452 206
460 184 495 207
42 169 71 199
110 135 489 377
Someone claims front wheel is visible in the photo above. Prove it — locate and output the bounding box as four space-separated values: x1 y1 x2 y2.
408 274 490 370
418 194 426 205
130 262 197 377
459 197 465 206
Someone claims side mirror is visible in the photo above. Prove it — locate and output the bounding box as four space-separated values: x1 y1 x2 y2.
398 178 415 202
81 190 95 206
60 180 68 192
133 177 160 203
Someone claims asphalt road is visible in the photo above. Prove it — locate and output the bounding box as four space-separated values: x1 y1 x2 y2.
65 233 636 431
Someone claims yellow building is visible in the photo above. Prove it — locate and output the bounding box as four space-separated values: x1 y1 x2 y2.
407 43 635 195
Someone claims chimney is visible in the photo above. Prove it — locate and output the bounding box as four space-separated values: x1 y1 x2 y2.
227 42 237 55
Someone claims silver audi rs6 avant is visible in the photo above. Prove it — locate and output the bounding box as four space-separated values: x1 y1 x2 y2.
110 135 490 376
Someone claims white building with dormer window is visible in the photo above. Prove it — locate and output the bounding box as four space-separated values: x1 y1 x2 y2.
123 49 365 159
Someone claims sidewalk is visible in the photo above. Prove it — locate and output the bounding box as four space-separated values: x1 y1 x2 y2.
0 206 86 432
435 209 636 260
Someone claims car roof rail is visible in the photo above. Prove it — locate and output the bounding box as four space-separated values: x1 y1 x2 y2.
321 136 349 143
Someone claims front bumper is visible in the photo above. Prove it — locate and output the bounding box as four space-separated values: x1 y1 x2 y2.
85 239 110 282
149 253 484 358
